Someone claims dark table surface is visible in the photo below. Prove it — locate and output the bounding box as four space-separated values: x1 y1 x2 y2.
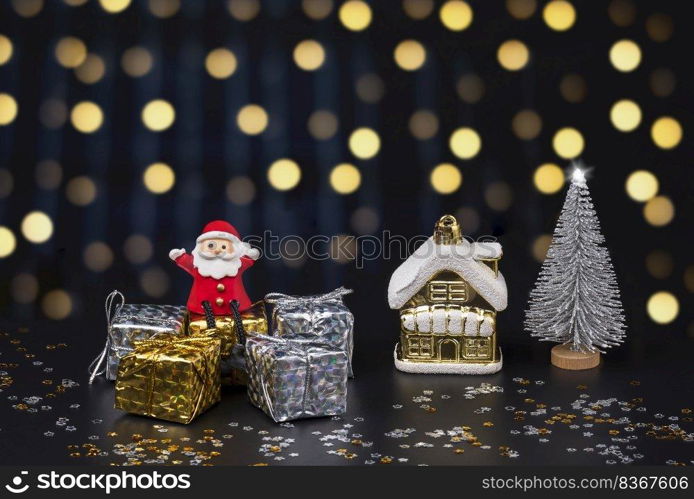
0 318 692 467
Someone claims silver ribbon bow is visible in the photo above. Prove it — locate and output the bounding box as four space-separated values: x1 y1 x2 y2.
87 290 125 384
264 287 352 306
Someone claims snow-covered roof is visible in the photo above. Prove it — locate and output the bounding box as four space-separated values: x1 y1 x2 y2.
388 237 507 311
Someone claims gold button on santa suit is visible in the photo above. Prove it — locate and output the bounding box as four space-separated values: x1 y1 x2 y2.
216 283 225 292
215 297 224 307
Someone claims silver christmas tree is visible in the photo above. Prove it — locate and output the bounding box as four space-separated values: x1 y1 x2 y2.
524 165 626 353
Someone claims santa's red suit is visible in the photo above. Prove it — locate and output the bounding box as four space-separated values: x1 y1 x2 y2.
170 220 258 315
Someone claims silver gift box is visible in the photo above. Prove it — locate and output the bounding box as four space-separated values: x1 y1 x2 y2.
265 288 354 377
245 335 348 423
105 304 187 380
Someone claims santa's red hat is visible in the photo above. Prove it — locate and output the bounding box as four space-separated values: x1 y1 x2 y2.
196 220 241 244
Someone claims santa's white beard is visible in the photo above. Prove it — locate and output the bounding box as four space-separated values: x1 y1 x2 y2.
192 248 242 279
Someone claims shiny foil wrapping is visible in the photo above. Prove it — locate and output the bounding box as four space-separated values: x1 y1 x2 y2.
105 304 188 381
265 288 354 377
114 335 221 424
245 335 348 423
189 301 268 385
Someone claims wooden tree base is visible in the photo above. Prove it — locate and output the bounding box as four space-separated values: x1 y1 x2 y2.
551 344 600 370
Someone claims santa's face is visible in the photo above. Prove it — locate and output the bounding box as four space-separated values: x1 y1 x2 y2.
192 238 242 279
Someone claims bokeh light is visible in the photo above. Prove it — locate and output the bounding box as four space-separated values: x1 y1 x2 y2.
330 163 361 194
646 291 679 324
11 273 39 303
650 116 682 149
610 99 641 132
394 40 427 71
531 234 553 262
511 109 542 140
0 93 18 126
39 99 68 129
140 267 170 298
205 48 237 79
0 226 16 258
75 53 106 84
0 169 12 198
350 206 380 234
303 0 333 20
645 13 673 43
643 196 674 226
99 0 132 14
649 68 676 98
355 73 384 103
293 39 326 71
42 289 73 320
449 127 481 159
12 0 44 18
625 170 658 202
349 127 381 159
236 104 268 135
430 164 462 194
226 176 256 205
409 109 439 140
143 162 175 194
268 159 302 191
330 234 357 264
439 1 473 31
142 99 175 131
339 0 372 31
55 37 87 68
84 241 114 272
533 163 565 194
70 101 103 133
455 206 480 234
227 0 260 22
35 160 62 190
308 110 338 140
609 39 641 72
645 250 673 279
403 0 434 19
66 176 97 206
485 182 513 211
148 0 180 18
542 0 576 31
559 73 587 103
506 0 536 19
0 34 13 65
456 74 485 103
21 211 54 244
684 267 694 293
552 127 584 159
121 47 153 77
124 234 153 264
608 0 635 27
497 39 530 70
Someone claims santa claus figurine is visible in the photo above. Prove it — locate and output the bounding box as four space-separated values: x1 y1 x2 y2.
169 220 260 315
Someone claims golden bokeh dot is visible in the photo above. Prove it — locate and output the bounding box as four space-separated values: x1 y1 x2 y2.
226 176 256 205
0 169 12 198
205 48 237 79
394 40 427 71
84 241 114 272
140 267 170 298
609 39 641 72
643 196 674 226
70 101 103 133
456 74 485 103
610 99 641 132
403 0 434 20
143 162 175 194
330 234 357 263
12 0 43 17
303 0 333 20
349 127 381 159
55 37 87 68
625 170 658 202
645 13 673 43
506 0 536 19
293 39 326 71
552 127 584 159
308 109 338 140
531 234 553 262
355 73 384 103
645 250 673 279
64 0 90 5
559 73 587 103
533 163 565 194
42 290 73 320
66 176 97 206
330 163 362 194
339 0 372 31
649 68 676 98
608 0 635 27
455 206 480 234
268 158 302 191
409 110 439 140
350 206 379 234
543 0 575 31
650 116 682 149
511 109 542 140
449 127 481 159
39 99 68 129
99 0 132 14
0 226 17 258
124 234 153 264
430 163 462 194
646 291 679 324
684 266 694 293
227 0 260 21
121 47 153 77
0 34 13 65
497 39 530 71
11 273 39 303
75 53 106 84
439 1 473 31
0 93 18 126
142 99 175 131
236 104 268 135
35 160 63 190
21 211 53 244
148 0 180 18
485 182 514 211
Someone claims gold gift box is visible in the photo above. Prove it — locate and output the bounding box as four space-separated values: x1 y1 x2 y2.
114 335 221 424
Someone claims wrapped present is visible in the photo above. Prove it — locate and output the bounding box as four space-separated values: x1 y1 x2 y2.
189 300 268 385
88 291 188 383
265 287 354 377
245 335 348 422
114 335 221 424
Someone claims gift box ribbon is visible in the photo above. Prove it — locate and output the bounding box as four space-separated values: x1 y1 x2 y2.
88 290 125 384
264 287 352 307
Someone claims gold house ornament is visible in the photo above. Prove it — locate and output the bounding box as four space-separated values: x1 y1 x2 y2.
388 215 507 374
